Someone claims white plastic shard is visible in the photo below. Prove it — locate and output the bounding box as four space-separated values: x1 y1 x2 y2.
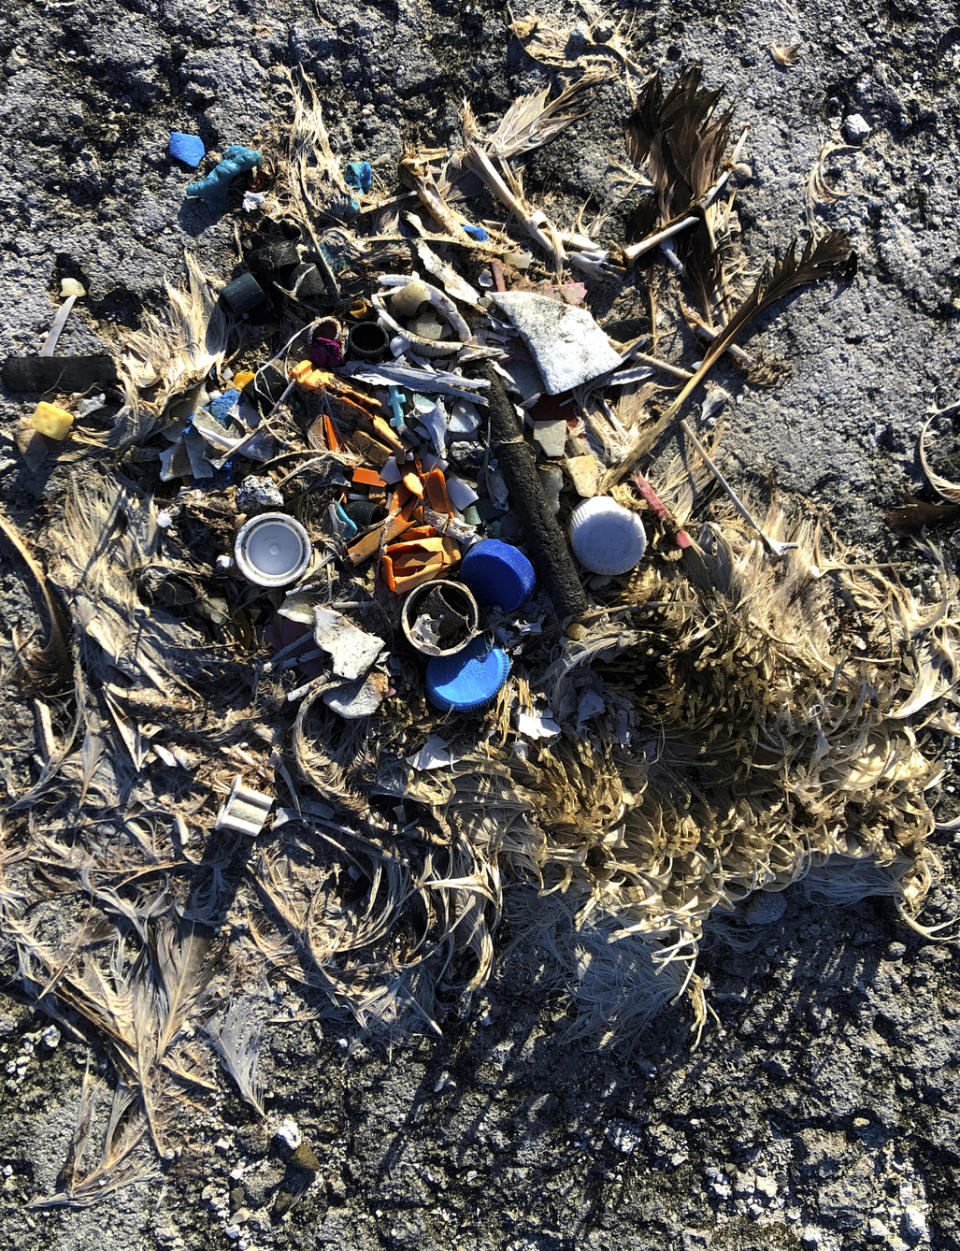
448 400 481 437
312 607 385 680
323 674 384 718
516 710 562 739
445 476 479 510
215 774 274 837
491 291 622 395
406 735 455 770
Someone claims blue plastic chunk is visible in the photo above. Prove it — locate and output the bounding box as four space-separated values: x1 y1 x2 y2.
425 638 511 713
208 389 240 426
344 160 373 194
463 223 489 242
460 539 536 612
186 145 262 212
169 131 205 168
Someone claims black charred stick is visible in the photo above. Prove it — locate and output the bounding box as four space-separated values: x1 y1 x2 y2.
480 364 587 621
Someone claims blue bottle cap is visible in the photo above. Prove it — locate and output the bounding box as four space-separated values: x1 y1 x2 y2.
459 540 536 612
169 132 206 168
425 638 510 712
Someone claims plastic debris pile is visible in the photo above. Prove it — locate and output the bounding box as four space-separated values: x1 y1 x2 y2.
2 61 958 1198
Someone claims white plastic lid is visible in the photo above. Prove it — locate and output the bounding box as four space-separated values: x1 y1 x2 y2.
568 497 647 575
234 513 311 587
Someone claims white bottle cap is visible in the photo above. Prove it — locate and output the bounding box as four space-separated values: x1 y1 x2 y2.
568 497 647 575
234 513 311 587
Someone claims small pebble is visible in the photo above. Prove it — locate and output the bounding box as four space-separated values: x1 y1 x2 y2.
902 1205 928 1242
235 475 284 514
274 1119 301 1151
843 113 871 143
743 892 787 925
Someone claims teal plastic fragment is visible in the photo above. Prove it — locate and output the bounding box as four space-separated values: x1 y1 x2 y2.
344 161 373 194
186 145 261 212
387 387 406 428
334 503 358 540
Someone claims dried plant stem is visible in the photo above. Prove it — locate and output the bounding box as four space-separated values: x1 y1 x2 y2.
40 295 79 356
679 419 797 557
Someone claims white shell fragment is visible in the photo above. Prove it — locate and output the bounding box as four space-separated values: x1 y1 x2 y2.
215 775 273 837
569 497 647 575
491 292 622 395
312 608 384 681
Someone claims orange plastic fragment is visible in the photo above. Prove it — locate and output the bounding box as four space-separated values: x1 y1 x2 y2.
422 468 453 515
396 526 437 543
352 466 387 488
346 499 420 565
322 413 340 450
233 370 256 390
291 360 330 391
381 533 461 593
402 471 424 498
388 535 448 557
366 415 405 454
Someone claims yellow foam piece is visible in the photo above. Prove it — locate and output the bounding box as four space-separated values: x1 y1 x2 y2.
29 402 74 440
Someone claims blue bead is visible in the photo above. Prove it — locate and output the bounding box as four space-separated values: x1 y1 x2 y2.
169 132 205 168
425 638 511 712
460 540 536 612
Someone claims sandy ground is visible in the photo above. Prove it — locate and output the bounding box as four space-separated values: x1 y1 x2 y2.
1 0 959 1248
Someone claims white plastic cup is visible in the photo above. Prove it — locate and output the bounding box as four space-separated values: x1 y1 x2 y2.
234 512 311 587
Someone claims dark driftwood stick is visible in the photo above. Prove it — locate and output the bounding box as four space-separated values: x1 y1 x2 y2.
3 354 118 393
480 364 587 622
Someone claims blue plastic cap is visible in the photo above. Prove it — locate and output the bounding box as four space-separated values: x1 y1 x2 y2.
460 540 536 612
426 638 510 712
169 132 205 168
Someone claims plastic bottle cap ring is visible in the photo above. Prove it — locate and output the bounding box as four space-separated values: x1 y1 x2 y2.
235 513 311 587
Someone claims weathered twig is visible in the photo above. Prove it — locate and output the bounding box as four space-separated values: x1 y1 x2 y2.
481 365 587 620
679 419 796 558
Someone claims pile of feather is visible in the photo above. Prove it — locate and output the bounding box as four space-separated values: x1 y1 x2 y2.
1 52 957 1205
